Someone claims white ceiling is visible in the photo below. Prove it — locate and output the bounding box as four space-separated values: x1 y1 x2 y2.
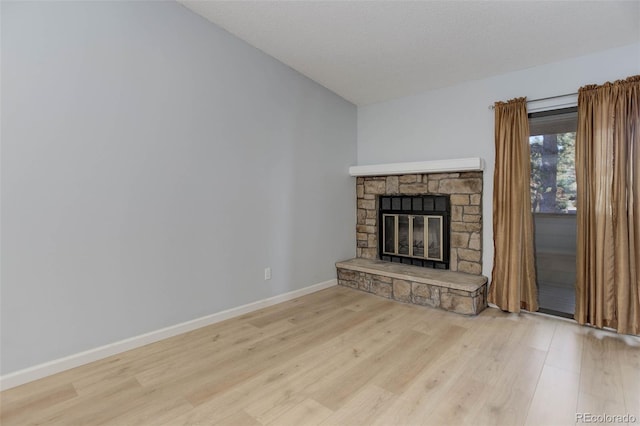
179 1 640 106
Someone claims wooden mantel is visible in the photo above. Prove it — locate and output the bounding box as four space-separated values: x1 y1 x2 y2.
348 157 484 177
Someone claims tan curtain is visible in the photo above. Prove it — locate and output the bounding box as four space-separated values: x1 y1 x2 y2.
575 75 640 335
489 97 538 313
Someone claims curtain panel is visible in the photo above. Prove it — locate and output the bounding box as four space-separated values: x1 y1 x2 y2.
489 97 538 313
575 75 640 335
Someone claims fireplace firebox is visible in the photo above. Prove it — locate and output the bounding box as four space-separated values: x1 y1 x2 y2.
379 195 450 269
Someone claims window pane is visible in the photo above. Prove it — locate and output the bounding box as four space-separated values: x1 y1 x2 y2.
529 108 577 214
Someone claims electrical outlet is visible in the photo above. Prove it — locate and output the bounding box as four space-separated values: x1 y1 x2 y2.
264 267 271 280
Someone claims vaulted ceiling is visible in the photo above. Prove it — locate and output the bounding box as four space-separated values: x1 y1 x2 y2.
180 1 640 106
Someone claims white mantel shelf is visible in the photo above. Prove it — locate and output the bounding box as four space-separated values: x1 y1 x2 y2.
348 157 484 177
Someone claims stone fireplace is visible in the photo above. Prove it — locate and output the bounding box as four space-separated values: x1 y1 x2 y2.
356 171 483 274
337 158 488 316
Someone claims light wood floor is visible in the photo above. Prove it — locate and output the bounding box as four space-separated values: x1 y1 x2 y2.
1 286 639 426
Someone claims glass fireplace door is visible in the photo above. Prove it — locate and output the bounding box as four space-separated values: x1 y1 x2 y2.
382 214 443 261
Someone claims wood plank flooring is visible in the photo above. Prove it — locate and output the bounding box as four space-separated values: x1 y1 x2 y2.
1 286 639 425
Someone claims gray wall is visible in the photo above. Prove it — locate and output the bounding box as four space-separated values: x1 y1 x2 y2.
1 1 356 375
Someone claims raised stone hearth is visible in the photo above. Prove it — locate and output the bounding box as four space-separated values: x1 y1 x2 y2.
336 258 487 315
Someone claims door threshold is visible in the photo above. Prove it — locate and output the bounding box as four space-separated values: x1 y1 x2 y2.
537 307 574 319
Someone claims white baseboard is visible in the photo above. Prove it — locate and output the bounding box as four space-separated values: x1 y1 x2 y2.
0 279 337 391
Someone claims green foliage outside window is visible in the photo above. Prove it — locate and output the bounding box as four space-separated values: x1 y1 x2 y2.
530 132 576 213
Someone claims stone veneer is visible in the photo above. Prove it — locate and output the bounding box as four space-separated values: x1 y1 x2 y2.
356 171 483 274
336 258 487 315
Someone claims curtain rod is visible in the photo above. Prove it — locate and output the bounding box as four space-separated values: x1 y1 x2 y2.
488 92 577 110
